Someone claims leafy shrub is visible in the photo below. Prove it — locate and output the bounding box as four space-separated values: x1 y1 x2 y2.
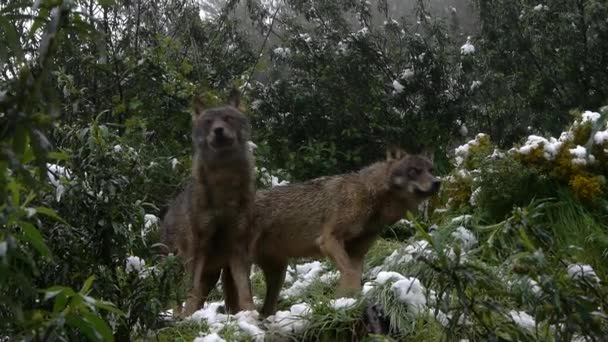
442 108 608 221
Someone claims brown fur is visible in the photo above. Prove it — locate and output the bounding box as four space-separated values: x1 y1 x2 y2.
159 90 256 316
224 149 440 315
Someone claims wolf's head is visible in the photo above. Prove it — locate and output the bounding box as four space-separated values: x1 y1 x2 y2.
386 148 440 199
192 89 251 159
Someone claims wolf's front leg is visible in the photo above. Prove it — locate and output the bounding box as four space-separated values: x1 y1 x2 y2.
183 252 206 316
317 226 360 296
228 249 255 312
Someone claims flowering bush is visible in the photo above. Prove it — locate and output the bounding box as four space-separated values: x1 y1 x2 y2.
442 108 608 216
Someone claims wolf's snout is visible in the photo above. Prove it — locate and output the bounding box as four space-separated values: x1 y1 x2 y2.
214 127 224 137
431 180 441 193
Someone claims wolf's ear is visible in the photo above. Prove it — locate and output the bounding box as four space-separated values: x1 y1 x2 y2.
228 88 241 108
386 145 408 161
192 95 205 120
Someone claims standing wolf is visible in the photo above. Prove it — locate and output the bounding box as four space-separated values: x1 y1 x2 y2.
224 149 440 315
160 90 255 316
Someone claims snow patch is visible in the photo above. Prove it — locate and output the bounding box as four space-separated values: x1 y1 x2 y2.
567 264 600 283
362 281 375 295
594 130 608 145
25 207 37 218
247 141 258 152
392 80 404 94
460 36 475 55
392 277 427 314
258 167 289 187
581 110 601 124
194 333 226 342
282 261 325 297
235 311 265 341
451 226 477 250
125 256 145 274
375 271 406 285
517 135 562 160
319 270 339 284
470 80 482 91
330 297 357 310
268 303 311 335
469 187 481 207
47 163 71 202
144 214 159 230
170 157 179 170
451 215 473 225
384 240 430 266
454 133 487 165
569 145 589 165
273 47 291 58
509 310 536 331
401 68 414 79
189 303 265 341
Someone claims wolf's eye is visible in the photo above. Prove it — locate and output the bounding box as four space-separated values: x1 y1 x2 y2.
223 115 232 122
408 168 420 178
203 119 213 127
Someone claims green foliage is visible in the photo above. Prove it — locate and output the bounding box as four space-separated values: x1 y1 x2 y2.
2 0 608 340
250 0 472 179
470 0 608 145
475 155 553 221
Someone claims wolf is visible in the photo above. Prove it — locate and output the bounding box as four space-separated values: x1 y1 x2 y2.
160 90 256 317
223 149 440 315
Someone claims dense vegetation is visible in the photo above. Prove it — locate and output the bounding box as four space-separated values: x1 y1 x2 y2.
1 0 607 340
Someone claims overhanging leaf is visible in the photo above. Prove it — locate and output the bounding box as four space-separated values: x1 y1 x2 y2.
17 221 51 258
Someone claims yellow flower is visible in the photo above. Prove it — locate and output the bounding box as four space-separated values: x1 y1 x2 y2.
568 174 604 203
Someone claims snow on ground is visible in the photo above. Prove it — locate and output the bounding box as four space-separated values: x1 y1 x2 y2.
567 264 600 283
362 281 375 295
383 240 431 266
194 333 225 342
330 297 357 310
282 261 326 297
451 226 477 251
375 271 406 285
267 303 311 335
392 278 427 314
189 300 313 341
509 310 536 331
